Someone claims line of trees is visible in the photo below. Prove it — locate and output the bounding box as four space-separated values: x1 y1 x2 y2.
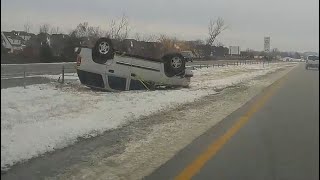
3 16 305 63
16 15 230 62
29 15 228 45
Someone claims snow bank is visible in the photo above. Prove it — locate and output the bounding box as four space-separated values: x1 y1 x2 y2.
1 62 296 170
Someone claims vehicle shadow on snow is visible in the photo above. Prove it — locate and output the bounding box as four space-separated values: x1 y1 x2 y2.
56 81 188 93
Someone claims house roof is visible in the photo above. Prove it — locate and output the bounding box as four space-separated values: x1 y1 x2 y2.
11 44 23 47
12 31 35 37
51 33 69 38
2 31 25 41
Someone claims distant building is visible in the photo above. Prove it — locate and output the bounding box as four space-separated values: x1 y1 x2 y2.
12 31 35 41
50 34 70 57
1 31 35 53
23 33 51 58
240 51 254 58
229 46 240 55
1 31 25 53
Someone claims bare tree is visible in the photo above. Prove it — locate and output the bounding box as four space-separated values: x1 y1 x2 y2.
50 26 61 34
158 34 179 53
69 22 106 48
134 33 157 42
24 22 32 33
143 34 157 42
206 17 227 46
194 39 205 45
71 22 104 39
72 22 89 37
134 33 141 41
88 26 104 39
39 24 50 34
108 14 130 40
215 41 224 47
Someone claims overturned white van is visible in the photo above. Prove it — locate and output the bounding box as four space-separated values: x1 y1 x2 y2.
76 37 193 91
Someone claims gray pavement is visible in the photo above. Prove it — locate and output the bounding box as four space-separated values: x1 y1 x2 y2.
145 65 319 180
1 63 76 88
1 62 76 79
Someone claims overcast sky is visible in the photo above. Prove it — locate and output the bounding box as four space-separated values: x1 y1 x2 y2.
1 0 319 52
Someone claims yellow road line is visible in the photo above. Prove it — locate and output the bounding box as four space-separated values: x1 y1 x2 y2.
175 74 288 180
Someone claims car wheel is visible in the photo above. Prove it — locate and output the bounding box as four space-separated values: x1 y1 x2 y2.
92 37 114 64
163 53 186 77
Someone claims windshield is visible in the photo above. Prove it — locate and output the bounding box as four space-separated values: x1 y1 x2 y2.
308 56 319 60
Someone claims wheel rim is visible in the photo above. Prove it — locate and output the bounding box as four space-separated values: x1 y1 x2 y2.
98 42 110 54
171 57 182 68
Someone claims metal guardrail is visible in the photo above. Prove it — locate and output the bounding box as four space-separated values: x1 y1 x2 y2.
186 60 271 69
1 64 77 88
2 60 274 88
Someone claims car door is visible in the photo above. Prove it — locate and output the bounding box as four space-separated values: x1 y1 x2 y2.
106 56 132 91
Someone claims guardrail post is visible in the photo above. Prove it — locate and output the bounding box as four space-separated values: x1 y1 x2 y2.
207 64 209 68
23 67 26 89
62 65 65 84
213 64 214 68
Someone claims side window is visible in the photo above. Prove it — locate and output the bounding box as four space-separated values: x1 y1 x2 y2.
129 79 147 90
108 76 126 91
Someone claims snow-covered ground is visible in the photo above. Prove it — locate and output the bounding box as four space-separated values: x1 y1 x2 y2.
1 62 297 170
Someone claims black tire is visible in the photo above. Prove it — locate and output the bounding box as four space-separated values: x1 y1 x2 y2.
162 53 186 77
92 38 114 64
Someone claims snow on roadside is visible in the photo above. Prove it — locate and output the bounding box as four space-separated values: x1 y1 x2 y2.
190 62 296 90
1 62 296 170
